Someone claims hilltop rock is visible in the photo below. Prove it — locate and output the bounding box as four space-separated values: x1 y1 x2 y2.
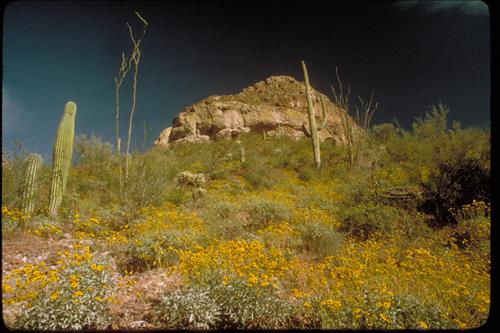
154 75 358 147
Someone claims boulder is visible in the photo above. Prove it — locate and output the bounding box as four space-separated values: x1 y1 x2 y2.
155 75 359 147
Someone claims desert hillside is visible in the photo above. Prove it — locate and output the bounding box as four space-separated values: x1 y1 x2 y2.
2 102 490 329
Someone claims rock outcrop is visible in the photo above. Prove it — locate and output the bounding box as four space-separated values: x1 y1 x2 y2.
154 75 358 148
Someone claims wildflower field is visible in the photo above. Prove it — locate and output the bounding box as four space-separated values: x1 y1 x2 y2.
2 109 490 329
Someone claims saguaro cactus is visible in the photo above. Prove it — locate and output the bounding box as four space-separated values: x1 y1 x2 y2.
320 95 328 129
48 101 77 217
236 140 246 163
20 153 43 215
301 60 321 168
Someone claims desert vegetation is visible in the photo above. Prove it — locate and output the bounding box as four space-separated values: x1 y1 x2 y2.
2 101 490 329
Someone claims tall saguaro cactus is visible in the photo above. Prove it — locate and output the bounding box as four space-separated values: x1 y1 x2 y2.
301 60 321 168
48 101 77 217
20 153 43 215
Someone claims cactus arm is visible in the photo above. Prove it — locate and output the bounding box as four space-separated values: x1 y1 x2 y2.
301 60 321 168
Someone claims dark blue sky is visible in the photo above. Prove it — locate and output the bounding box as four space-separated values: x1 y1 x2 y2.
2 1 490 160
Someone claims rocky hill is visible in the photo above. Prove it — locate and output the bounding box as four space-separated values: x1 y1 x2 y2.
154 75 357 147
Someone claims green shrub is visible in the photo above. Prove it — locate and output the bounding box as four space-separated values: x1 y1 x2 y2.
241 162 277 189
202 200 247 240
2 142 31 209
242 197 291 229
70 134 119 209
123 149 177 212
149 285 221 329
419 157 490 226
212 280 296 329
163 187 191 206
116 229 192 273
340 203 401 241
13 252 115 330
149 281 296 329
372 123 398 144
297 222 346 258
1 206 29 238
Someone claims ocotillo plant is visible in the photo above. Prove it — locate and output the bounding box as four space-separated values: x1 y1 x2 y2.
20 153 43 215
301 60 321 168
48 101 77 217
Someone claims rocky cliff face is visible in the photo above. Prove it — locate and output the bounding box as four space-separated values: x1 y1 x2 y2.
154 75 357 147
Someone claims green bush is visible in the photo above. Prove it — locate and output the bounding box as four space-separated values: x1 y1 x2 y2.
212 280 296 329
242 197 291 229
297 222 346 258
149 285 221 329
14 254 115 330
116 229 192 273
202 200 247 240
419 157 490 226
149 281 296 329
70 134 119 209
122 149 178 214
2 142 32 209
340 203 401 241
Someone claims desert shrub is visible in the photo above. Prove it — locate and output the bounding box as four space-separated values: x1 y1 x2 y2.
419 157 490 226
1 206 31 238
412 103 449 139
163 187 191 206
171 238 298 328
117 230 185 273
240 162 277 189
335 171 377 207
74 133 114 166
27 216 65 238
242 197 291 229
290 206 344 257
339 203 401 241
211 280 296 329
314 292 449 329
149 284 221 329
149 281 295 329
207 216 248 241
274 140 321 181
114 204 208 272
122 149 177 214
210 200 239 219
371 123 399 144
202 200 247 240
256 222 302 249
378 105 490 225
296 222 346 258
69 134 119 208
174 239 296 292
2 142 28 208
200 139 236 180
446 200 490 256
4 245 116 330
